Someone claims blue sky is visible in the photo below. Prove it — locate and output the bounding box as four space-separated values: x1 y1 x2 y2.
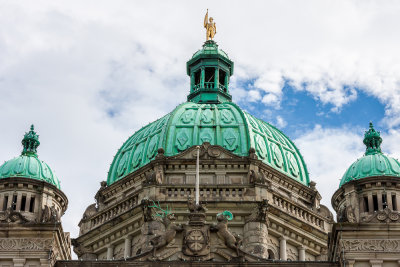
236 81 386 139
1 1 400 257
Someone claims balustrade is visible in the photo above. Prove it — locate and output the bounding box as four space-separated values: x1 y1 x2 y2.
90 195 138 228
272 195 324 230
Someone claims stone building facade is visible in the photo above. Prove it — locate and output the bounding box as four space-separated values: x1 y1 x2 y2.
1 39 400 267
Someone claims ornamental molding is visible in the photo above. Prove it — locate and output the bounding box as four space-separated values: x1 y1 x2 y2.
0 238 52 250
342 239 400 252
362 208 400 223
0 207 29 223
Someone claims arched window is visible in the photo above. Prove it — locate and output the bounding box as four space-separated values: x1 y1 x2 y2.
267 249 275 259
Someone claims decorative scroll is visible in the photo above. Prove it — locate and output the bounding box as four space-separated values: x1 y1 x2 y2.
342 239 400 252
0 238 52 250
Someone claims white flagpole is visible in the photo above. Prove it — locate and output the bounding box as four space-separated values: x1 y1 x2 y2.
195 146 200 205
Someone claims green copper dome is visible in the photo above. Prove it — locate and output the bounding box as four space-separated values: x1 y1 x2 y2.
107 41 309 186
339 123 400 187
0 125 61 189
107 102 309 186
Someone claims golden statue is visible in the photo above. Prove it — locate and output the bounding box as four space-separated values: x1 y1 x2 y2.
204 9 217 41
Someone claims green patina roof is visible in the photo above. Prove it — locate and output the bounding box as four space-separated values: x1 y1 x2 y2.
0 125 61 189
190 41 230 61
339 122 400 187
107 41 309 186
107 102 309 186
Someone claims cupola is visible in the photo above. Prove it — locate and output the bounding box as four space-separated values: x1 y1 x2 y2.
0 125 61 189
186 40 234 104
339 122 400 187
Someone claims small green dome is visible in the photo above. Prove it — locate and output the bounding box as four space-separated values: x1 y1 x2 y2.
339 123 400 187
107 102 309 186
190 40 230 61
0 125 61 189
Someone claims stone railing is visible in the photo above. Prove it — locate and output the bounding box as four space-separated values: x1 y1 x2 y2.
272 194 325 230
90 195 138 228
161 185 247 200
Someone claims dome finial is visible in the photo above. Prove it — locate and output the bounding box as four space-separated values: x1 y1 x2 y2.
363 121 382 155
21 124 40 156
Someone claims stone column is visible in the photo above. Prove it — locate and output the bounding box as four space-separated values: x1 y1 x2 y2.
243 221 269 258
367 193 373 213
396 193 400 211
107 245 114 260
298 246 305 261
16 192 22 211
7 194 13 209
0 194 4 211
25 193 31 212
387 192 393 210
124 235 132 258
279 236 287 260
13 259 25 267
377 192 383 210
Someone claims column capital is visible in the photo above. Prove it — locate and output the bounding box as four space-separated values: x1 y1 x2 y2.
279 235 287 241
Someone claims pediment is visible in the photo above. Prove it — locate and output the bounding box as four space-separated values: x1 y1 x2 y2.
168 142 245 160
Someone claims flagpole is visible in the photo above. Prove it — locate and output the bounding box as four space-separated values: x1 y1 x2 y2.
195 146 200 205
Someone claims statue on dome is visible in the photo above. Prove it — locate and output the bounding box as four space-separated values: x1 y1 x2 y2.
204 9 217 41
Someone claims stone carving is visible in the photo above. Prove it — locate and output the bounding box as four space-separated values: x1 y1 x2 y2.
248 147 258 160
41 205 60 223
211 213 242 256
82 204 97 220
185 229 207 254
342 239 400 252
246 199 269 224
317 205 334 223
148 213 183 257
0 207 28 223
143 169 163 186
287 247 297 261
0 238 52 250
113 246 124 259
363 208 400 223
337 204 356 223
94 181 107 209
141 199 155 222
187 200 207 214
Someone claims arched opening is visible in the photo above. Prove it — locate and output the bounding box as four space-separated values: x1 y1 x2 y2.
267 249 275 259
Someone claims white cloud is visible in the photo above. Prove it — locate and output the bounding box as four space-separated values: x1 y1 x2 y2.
295 125 366 213
275 115 287 128
0 0 400 258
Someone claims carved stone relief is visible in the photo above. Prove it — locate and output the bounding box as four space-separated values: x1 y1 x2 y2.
0 207 29 223
0 238 52 250
342 239 400 252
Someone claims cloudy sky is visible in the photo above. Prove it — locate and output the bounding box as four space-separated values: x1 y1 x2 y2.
1 0 400 257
